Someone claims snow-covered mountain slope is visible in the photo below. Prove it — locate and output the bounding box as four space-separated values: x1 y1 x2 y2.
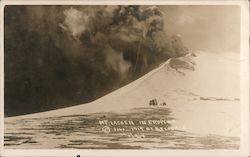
6 51 240 137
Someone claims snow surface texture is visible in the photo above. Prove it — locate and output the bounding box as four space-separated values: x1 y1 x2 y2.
5 51 240 149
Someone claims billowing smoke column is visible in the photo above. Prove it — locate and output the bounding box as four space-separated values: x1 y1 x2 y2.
4 5 189 116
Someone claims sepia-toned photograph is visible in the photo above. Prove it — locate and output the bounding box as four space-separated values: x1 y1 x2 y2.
0 0 249 157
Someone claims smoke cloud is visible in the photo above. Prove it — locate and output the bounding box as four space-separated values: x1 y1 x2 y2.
61 8 90 40
4 5 189 116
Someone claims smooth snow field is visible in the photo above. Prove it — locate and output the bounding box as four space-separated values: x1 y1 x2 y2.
5 52 240 149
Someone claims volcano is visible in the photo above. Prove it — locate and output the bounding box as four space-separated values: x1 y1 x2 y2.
4 51 240 149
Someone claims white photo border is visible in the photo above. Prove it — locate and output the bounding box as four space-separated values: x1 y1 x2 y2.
0 0 249 157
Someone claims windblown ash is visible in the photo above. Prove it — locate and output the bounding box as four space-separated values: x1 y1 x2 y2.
4 5 189 116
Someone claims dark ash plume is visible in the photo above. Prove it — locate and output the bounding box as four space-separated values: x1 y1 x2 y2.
4 5 189 116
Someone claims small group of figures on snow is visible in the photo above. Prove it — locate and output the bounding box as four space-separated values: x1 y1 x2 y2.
149 99 167 106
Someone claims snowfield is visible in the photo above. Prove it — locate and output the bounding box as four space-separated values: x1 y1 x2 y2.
5 51 240 149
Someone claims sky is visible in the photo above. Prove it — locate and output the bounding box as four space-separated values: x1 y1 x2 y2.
160 5 240 53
